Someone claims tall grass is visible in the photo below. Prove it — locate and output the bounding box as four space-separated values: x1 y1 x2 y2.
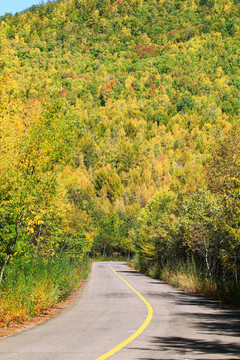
0 256 90 327
159 260 217 297
130 255 240 307
160 263 240 307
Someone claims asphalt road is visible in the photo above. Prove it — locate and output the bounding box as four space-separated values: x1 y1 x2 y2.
0 262 240 360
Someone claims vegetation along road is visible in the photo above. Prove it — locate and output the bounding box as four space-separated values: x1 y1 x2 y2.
1 262 240 360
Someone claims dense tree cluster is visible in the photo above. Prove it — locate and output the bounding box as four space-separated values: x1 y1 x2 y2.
0 0 239 299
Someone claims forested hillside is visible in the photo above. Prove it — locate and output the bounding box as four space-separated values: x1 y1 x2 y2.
0 0 240 315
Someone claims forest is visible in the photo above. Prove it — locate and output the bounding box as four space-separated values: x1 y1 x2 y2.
0 0 240 325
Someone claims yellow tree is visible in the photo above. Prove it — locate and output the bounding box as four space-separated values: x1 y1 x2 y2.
0 87 74 282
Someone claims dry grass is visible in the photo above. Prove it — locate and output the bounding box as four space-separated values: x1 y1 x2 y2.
160 268 217 297
0 284 86 338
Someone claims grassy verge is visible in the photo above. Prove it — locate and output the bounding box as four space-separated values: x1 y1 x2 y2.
0 255 90 328
129 256 240 308
159 265 217 297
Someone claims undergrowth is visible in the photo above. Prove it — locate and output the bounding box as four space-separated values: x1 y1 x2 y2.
129 256 240 308
0 256 90 328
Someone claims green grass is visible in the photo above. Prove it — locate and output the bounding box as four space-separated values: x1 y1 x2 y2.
0 255 90 327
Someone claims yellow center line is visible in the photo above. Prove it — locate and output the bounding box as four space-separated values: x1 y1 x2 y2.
95 263 153 360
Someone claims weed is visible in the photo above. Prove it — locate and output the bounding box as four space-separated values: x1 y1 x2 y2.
0 256 90 328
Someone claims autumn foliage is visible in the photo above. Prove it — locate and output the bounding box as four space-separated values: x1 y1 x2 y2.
0 0 239 315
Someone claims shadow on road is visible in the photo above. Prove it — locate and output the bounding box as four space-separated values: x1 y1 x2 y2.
192 312 240 337
146 288 240 338
172 293 240 338
139 286 240 359
117 270 143 276
177 308 240 338
136 335 240 359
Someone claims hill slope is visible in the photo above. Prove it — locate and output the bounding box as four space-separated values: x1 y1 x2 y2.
0 0 240 304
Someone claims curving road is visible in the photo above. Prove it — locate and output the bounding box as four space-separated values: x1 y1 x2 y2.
0 262 240 360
